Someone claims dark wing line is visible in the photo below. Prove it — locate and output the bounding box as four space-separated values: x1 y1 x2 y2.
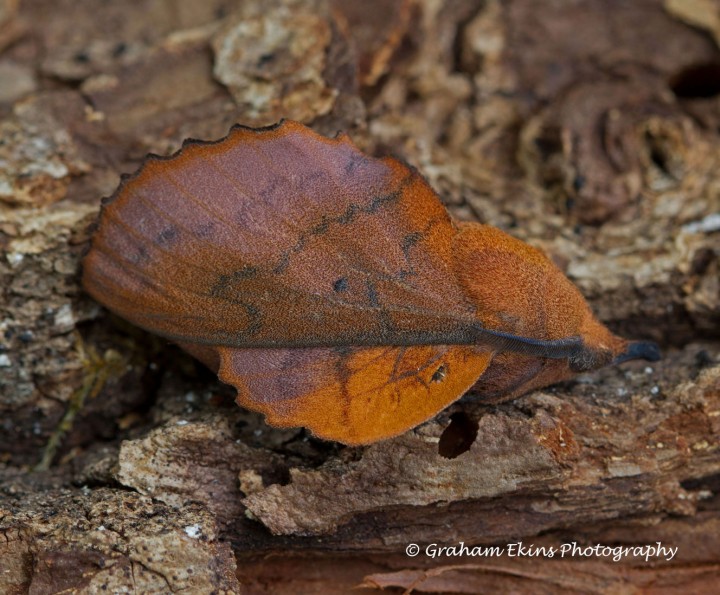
129 303 587 359
117 163 462 316
326 214 455 308
109 135 466 319
473 329 583 359
91 230 587 358
248 139 420 285
307 145 448 281
94 207 482 329
203 142 420 290
93 217 467 322
88 237 483 343
274 135 443 280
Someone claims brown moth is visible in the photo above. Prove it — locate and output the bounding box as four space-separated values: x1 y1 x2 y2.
82 120 660 444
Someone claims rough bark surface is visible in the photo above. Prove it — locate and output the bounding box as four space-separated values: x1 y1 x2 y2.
1 0 719 593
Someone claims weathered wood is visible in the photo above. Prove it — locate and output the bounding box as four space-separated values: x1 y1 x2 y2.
1 0 718 592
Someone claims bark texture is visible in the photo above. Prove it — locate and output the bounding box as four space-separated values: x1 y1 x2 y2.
1 0 719 593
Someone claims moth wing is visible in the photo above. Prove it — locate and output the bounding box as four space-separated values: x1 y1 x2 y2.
82 121 477 349
216 344 493 444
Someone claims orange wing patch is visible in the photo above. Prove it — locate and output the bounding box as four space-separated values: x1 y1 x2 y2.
217 345 493 444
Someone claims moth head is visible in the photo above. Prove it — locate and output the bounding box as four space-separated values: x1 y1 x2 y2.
572 311 660 372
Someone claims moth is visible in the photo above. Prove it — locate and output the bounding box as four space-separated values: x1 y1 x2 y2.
82 120 660 444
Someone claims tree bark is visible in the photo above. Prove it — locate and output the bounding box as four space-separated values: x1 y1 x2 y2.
1 0 719 593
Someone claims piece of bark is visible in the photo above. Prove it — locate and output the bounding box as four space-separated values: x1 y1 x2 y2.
331 0 413 86
0 60 36 104
0 0 24 53
116 415 288 528
37 0 245 82
0 489 240 593
0 96 90 206
665 0 720 46
81 41 233 150
461 0 720 225
211 0 339 126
